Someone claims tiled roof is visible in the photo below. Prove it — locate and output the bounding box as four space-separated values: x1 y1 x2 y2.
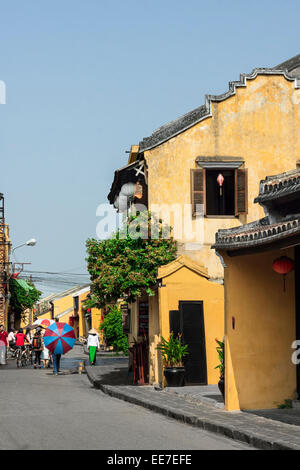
274 53 300 75
213 215 300 251
254 168 300 204
139 66 300 152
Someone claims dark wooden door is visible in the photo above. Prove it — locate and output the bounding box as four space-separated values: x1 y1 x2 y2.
179 301 207 385
169 310 180 338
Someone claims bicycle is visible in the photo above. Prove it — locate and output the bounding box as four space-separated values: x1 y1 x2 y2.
16 346 26 367
16 345 31 368
24 344 33 366
7 345 17 359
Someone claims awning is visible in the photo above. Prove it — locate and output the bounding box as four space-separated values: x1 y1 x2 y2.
55 307 73 319
13 279 34 292
107 159 145 204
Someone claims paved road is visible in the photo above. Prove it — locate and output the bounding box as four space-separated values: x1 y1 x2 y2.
0 347 253 450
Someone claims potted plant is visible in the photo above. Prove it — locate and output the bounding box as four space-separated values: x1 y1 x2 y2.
156 333 189 387
215 338 225 401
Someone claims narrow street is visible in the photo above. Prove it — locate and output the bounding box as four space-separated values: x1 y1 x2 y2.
0 346 253 450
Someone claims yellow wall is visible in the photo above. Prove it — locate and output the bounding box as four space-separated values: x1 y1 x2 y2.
222 248 296 411
156 261 224 386
148 291 161 384
144 74 300 278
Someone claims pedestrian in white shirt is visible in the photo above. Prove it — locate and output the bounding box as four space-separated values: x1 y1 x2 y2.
87 328 100 366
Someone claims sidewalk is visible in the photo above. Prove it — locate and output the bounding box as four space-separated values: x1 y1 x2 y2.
85 358 300 450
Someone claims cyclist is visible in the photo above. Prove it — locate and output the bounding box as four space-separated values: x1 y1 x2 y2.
15 329 27 363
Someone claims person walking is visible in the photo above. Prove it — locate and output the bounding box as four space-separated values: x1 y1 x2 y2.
8 329 16 350
25 328 32 344
52 318 61 376
32 329 43 369
41 331 49 368
52 351 61 375
0 324 8 365
87 328 99 366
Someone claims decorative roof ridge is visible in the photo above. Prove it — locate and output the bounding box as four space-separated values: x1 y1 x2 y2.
139 69 300 152
157 254 209 280
255 167 300 202
213 216 300 251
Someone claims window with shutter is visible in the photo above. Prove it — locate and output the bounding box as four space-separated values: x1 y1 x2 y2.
206 169 235 216
191 169 206 216
235 169 248 215
192 166 248 217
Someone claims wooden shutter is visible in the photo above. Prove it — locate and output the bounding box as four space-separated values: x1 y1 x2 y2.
191 169 206 216
235 169 248 215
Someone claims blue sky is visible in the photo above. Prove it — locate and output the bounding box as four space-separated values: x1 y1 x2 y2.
0 0 299 294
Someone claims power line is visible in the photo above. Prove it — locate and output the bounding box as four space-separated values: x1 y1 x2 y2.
21 270 89 276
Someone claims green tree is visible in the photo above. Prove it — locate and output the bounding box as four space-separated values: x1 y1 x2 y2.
100 305 129 354
9 278 42 317
86 211 177 307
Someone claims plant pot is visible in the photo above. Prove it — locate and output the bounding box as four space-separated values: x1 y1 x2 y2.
218 377 225 402
164 367 185 387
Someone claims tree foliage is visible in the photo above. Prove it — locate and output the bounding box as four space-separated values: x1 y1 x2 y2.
9 278 42 314
86 211 177 307
100 305 129 354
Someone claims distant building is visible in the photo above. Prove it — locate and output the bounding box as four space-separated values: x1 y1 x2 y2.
35 285 103 339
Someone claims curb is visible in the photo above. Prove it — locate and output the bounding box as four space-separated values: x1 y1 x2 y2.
85 364 299 451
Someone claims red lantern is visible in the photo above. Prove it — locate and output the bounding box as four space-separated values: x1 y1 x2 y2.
272 256 294 292
217 173 224 196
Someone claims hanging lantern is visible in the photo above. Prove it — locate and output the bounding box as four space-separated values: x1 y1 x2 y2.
272 256 294 292
217 173 224 196
134 182 143 199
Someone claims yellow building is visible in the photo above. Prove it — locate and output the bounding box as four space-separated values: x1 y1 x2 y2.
36 285 103 340
108 54 300 387
0 193 11 331
214 167 300 411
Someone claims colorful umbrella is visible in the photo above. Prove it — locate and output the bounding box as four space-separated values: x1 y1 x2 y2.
33 318 55 328
43 322 76 355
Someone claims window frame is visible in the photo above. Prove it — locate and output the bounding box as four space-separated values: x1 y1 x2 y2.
191 162 248 218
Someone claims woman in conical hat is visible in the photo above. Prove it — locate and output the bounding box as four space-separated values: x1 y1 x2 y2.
87 328 99 365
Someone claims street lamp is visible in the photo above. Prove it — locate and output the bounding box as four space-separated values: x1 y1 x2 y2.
12 238 37 254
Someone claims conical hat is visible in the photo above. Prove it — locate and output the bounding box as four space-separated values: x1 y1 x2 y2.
88 328 97 334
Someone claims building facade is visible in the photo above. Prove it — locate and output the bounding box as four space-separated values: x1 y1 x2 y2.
108 54 300 388
214 167 300 411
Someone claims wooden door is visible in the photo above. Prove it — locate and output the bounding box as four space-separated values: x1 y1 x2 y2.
179 301 207 385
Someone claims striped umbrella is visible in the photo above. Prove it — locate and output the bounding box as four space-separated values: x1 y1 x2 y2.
33 318 55 328
43 322 76 355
